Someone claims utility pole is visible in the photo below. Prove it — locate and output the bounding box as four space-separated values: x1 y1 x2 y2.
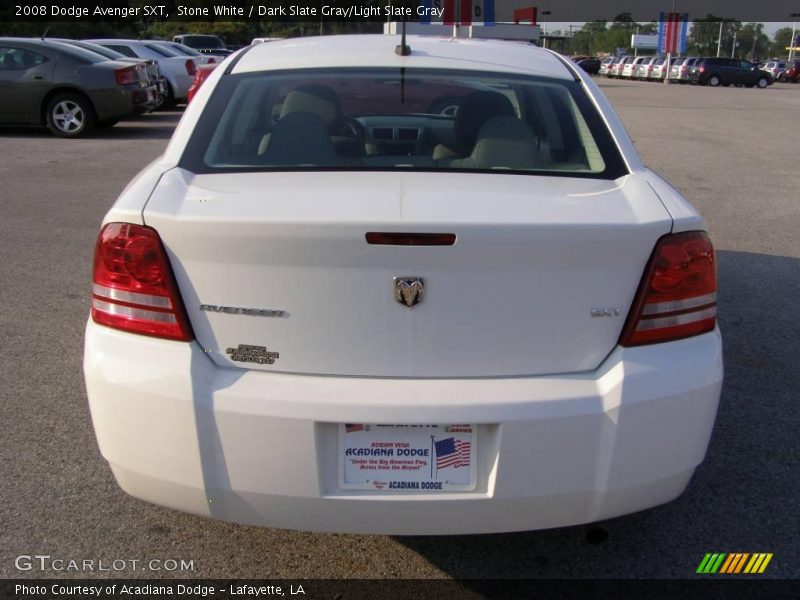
716 21 723 57
542 11 551 48
731 31 737 58
790 13 800 62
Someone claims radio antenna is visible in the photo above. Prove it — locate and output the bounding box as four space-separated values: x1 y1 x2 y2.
41 27 50 40
395 18 411 56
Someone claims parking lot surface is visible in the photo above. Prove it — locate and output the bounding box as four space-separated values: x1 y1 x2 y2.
1 79 798 579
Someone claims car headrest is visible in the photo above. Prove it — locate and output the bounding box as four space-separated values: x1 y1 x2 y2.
280 85 340 129
261 111 336 165
454 90 516 148
468 116 543 171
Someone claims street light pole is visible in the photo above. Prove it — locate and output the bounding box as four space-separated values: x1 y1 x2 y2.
716 21 723 57
790 13 800 62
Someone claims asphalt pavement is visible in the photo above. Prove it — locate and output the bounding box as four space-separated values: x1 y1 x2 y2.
1 80 798 580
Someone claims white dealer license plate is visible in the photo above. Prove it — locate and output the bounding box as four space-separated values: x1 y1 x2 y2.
339 424 476 492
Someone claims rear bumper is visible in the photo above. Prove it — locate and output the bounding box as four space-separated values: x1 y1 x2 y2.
84 321 723 535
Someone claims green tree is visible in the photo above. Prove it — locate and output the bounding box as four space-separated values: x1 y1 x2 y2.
735 23 770 61
771 27 795 58
688 15 740 57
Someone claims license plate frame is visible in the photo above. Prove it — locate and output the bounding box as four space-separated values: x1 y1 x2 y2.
338 424 477 492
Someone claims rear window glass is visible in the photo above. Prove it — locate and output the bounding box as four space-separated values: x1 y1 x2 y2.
145 43 180 57
181 68 627 179
48 42 105 64
66 41 126 60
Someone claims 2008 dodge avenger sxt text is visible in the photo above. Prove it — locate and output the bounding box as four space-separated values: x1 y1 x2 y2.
83 35 723 535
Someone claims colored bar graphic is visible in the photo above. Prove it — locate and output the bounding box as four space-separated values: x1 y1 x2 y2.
698 552 773 574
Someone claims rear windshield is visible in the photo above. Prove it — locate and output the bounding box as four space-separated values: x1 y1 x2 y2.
181 68 627 179
48 42 106 64
62 40 126 60
145 43 180 57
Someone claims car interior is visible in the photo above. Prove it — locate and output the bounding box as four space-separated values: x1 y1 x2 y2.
199 70 607 175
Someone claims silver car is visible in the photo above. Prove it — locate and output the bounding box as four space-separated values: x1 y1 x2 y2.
671 57 699 83
761 61 787 81
598 56 615 76
622 56 648 79
637 57 659 80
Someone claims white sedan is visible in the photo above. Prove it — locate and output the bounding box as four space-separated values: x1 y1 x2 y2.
83 35 723 535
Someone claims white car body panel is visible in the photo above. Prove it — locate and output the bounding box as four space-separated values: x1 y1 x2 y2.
85 35 723 534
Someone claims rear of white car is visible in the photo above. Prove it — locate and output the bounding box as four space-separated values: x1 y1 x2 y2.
83 36 722 534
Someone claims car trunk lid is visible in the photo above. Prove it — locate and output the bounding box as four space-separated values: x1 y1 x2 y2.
143 170 672 377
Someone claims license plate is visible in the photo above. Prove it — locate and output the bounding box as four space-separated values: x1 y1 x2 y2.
339 424 476 492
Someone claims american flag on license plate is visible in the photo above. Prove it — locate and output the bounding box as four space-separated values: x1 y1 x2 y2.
435 437 471 470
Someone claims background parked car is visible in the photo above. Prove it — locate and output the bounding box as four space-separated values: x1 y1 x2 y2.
633 56 664 80
609 56 632 78
0 38 158 137
85 39 198 105
173 34 232 57
573 57 601 74
598 56 615 76
671 57 699 82
622 56 647 79
51 38 168 107
186 63 218 103
148 40 217 65
778 60 800 82
691 57 772 88
761 61 787 81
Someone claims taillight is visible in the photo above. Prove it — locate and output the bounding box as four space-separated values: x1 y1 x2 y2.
700 65 706 73
91 223 193 341
648 65 653 72
620 231 716 346
185 59 197 76
681 66 687 72
114 66 137 85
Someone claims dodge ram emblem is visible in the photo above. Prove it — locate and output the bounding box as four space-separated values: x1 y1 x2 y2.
393 277 425 307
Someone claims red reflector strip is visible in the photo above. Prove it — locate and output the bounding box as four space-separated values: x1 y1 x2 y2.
636 306 717 331
92 283 172 309
92 298 177 324
641 292 716 316
366 233 456 246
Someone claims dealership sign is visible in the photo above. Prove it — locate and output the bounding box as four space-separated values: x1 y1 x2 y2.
658 12 689 54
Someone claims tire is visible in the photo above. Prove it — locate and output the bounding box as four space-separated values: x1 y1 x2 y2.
158 84 178 109
708 75 721 87
779 73 787 83
45 93 95 138
756 77 768 89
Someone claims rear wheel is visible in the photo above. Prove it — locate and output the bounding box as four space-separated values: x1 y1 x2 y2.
708 75 721 87
45 93 95 138
779 73 788 82
756 77 769 89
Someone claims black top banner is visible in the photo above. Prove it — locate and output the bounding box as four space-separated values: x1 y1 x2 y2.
1 0 799 23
